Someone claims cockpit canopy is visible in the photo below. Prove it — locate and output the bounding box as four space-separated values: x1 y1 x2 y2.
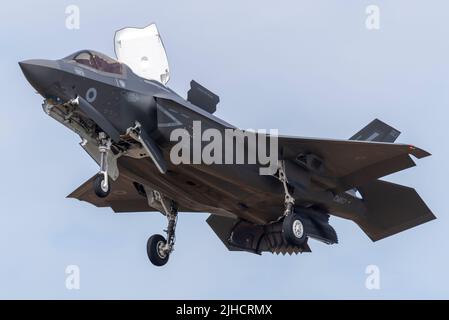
71 50 124 75
114 24 170 84
63 24 170 84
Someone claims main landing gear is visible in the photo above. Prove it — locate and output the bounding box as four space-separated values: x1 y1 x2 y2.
282 210 307 246
278 161 307 246
146 191 178 267
89 130 178 267
93 132 111 198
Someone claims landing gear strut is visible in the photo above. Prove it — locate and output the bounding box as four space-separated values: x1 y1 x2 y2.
93 132 111 198
146 192 178 267
278 160 295 217
278 161 307 246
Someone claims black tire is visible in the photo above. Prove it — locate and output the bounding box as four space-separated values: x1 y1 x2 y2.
282 212 307 246
147 234 170 267
93 174 110 198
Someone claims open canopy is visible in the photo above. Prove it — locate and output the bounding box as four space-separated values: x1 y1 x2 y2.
114 24 170 84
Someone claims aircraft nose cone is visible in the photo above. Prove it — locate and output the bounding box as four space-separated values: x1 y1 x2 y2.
19 59 59 97
19 60 32 78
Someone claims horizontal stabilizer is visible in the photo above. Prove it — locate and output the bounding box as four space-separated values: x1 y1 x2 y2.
356 180 436 241
350 119 401 143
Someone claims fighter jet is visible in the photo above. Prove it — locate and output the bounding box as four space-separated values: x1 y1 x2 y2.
19 24 435 266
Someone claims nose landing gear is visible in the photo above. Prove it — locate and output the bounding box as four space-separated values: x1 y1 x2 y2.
93 173 110 198
93 132 111 198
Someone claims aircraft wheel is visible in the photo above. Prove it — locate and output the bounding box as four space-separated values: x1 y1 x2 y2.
147 234 170 267
93 174 110 198
282 212 307 246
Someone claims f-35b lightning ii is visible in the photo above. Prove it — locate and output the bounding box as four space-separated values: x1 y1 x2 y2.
19 24 435 266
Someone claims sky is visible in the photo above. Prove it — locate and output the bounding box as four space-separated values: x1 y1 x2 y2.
0 0 448 299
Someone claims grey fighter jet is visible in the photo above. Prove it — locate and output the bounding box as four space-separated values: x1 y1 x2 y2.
19 25 435 266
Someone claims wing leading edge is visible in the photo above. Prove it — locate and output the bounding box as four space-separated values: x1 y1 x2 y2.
68 174 155 213
279 136 430 191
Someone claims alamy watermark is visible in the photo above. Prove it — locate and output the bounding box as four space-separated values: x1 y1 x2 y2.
65 265 80 290
366 5 380 30
65 5 80 30
169 121 279 175
365 265 381 290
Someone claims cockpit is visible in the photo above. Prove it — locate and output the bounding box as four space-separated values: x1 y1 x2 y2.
71 51 124 75
63 24 170 84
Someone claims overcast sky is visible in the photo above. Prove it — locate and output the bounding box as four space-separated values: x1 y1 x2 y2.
0 0 448 299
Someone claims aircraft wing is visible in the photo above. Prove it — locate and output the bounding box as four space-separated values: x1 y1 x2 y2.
152 94 431 192
67 174 155 213
279 136 430 190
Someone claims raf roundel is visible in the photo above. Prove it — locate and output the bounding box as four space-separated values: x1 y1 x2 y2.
86 87 97 103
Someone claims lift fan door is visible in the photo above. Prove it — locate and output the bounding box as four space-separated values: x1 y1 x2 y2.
114 24 170 84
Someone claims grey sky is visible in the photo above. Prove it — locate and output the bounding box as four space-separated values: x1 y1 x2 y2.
0 0 447 299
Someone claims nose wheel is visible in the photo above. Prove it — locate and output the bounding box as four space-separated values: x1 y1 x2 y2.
94 173 110 198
